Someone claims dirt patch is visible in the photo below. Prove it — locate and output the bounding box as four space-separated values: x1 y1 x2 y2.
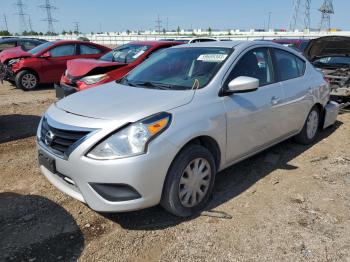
0 82 349 261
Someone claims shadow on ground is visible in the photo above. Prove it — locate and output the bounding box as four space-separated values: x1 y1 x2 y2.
0 193 84 262
0 114 41 144
7 82 55 91
103 121 343 230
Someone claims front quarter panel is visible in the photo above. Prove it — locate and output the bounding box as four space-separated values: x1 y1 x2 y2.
165 90 227 170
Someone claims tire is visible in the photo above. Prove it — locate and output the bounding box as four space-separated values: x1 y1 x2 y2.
15 70 39 91
294 106 320 145
161 145 216 217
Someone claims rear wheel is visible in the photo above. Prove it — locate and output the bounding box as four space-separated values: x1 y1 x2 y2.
295 106 320 145
161 145 216 217
15 70 39 91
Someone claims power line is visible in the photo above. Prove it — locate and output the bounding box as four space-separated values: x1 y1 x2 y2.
155 15 162 34
14 0 28 33
39 0 58 34
319 0 334 31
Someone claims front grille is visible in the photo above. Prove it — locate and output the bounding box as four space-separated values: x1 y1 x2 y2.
40 118 90 156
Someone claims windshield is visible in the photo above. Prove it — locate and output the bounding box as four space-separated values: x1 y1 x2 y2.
100 44 152 63
28 41 54 55
314 56 350 66
122 47 231 90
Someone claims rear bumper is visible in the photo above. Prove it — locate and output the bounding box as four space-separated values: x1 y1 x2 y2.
323 101 339 129
55 83 77 99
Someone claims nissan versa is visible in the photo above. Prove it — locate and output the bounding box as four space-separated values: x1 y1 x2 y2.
37 41 338 217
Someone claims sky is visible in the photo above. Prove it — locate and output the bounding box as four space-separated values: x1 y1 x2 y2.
1 0 349 33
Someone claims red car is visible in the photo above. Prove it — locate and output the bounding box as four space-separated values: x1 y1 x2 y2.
57 41 182 97
0 40 110 90
272 39 310 52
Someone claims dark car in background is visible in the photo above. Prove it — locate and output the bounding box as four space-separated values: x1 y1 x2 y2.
0 37 47 53
272 38 310 52
57 41 182 97
0 40 111 90
304 36 350 103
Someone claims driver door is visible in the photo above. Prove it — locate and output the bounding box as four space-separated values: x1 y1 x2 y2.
223 47 285 163
40 44 77 83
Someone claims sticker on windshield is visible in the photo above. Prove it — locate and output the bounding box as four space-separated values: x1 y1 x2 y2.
197 54 228 62
132 50 146 59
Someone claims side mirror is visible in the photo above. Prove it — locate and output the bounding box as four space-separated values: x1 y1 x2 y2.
226 76 259 94
42 51 51 58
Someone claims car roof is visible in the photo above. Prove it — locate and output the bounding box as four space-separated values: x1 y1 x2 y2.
171 40 302 54
172 40 246 49
127 40 182 46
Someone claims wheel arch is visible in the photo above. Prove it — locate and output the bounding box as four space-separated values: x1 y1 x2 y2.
171 135 222 172
16 68 40 82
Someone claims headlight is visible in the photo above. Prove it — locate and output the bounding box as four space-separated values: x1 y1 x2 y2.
79 74 107 85
8 58 20 65
64 69 68 76
87 112 171 160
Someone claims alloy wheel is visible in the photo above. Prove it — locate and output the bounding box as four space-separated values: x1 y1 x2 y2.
21 73 37 89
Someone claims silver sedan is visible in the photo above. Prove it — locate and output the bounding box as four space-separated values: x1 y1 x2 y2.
37 41 338 217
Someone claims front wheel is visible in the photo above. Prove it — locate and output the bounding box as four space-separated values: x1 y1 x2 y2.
15 70 39 91
294 106 320 145
161 145 216 217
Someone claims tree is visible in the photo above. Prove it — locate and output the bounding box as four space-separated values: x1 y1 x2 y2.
177 26 180 35
62 30 67 35
126 29 130 35
162 28 166 35
208 27 212 36
0 30 11 36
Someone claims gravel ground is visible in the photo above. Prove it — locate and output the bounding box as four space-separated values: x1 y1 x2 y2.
0 82 349 262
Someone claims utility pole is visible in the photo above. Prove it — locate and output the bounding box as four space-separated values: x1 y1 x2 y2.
319 0 334 31
28 15 33 32
290 0 311 31
3 14 9 32
39 0 58 34
166 17 169 32
14 0 28 33
73 22 80 34
267 12 272 31
155 15 162 34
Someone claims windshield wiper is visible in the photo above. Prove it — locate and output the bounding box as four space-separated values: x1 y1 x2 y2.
128 81 175 90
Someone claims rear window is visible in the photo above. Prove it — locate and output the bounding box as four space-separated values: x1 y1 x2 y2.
80 44 102 55
274 49 305 81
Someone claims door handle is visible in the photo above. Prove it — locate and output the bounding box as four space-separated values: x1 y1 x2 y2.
271 96 281 105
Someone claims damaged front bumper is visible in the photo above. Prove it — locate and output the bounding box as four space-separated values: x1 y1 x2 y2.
55 83 77 99
0 63 15 84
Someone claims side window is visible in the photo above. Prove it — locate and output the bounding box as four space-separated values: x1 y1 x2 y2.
226 48 274 87
0 41 16 50
274 49 305 81
20 41 38 51
49 45 75 57
80 44 102 55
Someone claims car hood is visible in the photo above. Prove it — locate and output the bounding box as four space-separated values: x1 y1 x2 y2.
0 46 32 63
304 36 350 61
67 58 127 77
55 82 195 121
